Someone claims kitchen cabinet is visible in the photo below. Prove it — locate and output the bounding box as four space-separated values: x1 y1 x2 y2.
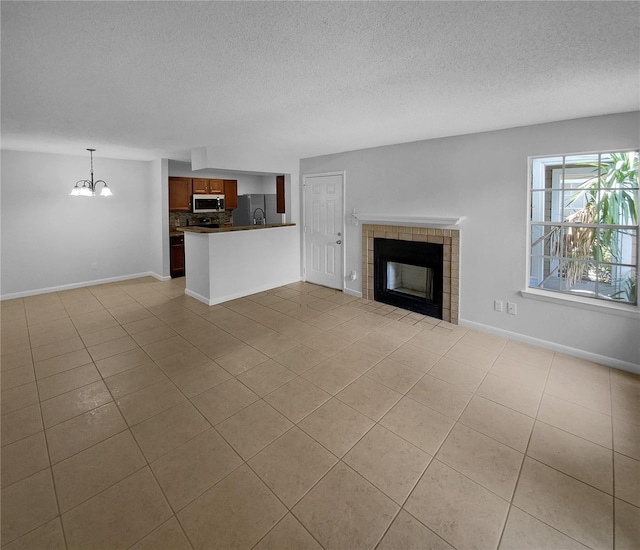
170 235 185 277
176 177 237 210
193 179 224 194
276 175 285 213
191 178 208 194
208 179 225 194
224 180 238 210
169 177 192 212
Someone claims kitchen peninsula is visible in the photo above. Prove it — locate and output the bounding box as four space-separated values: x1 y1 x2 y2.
179 223 299 305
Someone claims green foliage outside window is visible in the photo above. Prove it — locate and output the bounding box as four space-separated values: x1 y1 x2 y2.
557 152 638 303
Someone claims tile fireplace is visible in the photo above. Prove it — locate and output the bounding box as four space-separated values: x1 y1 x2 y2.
361 224 459 323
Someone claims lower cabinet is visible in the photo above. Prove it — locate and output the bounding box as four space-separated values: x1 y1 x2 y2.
170 235 185 278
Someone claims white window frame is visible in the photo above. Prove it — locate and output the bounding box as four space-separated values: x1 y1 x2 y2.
523 149 639 318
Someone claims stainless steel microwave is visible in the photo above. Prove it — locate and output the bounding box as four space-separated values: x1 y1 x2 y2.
192 194 225 213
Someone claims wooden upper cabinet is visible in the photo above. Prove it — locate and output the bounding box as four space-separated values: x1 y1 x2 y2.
192 178 209 194
208 179 225 194
224 180 238 210
169 177 192 211
170 176 237 211
276 175 285 214
192 178 224 194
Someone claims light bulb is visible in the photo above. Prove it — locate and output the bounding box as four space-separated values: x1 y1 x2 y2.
100 185 113 197
79 186 92 197
70 186 81 196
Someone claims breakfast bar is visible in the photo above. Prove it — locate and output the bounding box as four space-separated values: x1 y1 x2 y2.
179 223 299 305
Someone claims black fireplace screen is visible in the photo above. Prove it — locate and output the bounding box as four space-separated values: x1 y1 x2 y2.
374 238 443 318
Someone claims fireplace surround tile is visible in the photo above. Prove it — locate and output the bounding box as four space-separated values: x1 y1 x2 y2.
361 224 460 324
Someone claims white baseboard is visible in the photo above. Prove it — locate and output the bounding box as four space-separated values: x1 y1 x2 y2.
344 288 362 298
150 273 172 282
184 288 211 306
459 318 640 374
0 272 169 301
186 277 302 306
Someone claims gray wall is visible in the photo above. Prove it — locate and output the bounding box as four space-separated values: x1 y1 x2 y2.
300 112 640 369
149 158 169 279
1 150 157 296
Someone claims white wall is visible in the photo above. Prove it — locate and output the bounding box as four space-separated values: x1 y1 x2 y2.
1 150 157 297
0 150 302 298
182 149 301 282
300 112 640 369
149 158 169 279
188 148 299 227
185 226 300 305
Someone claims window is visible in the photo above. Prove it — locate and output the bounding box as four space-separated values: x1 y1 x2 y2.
529 150 638 305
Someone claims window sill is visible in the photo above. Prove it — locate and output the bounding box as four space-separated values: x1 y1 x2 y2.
520 288 639 319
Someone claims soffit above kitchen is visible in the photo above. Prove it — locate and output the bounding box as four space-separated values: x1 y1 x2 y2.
1 1 638 162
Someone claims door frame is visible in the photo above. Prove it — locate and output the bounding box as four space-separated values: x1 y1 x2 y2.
301 171 346 291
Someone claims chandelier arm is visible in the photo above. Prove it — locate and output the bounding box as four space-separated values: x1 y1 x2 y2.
71 149 112 196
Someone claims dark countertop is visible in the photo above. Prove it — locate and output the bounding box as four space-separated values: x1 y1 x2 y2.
176 223 295 234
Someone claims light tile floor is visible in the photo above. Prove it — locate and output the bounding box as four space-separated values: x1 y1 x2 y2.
1 277 639 549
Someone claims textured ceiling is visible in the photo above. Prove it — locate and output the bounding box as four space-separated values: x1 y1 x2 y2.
2 1 639 162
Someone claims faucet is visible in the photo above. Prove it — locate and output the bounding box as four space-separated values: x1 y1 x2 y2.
252 208 266 225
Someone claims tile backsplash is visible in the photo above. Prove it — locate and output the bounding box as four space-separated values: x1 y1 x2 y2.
170 211 232 229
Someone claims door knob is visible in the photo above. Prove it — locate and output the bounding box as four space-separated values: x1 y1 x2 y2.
336 240 342 244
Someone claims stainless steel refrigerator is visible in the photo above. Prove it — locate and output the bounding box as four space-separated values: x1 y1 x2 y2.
232 194 281 226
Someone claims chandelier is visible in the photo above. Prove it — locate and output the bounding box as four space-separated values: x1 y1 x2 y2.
70 149 113 197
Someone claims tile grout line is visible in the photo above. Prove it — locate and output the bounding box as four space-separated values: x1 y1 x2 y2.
68 286 196 550
364 343 470 549
240 425 329 549
4 297 67 548
494 349 554 550
2 280 634 549
609 366 616 550
39 293 91 550
7 288 528 548
40 288 177 549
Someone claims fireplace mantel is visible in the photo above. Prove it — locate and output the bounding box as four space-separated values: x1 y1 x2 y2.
354 214 464 227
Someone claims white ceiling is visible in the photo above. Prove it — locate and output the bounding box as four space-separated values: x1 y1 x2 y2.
2 1 638 163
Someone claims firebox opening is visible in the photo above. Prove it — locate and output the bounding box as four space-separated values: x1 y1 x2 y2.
387 262 433 300
374 238 443 319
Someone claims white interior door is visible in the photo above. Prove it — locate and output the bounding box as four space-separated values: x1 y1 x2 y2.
303 173 344 289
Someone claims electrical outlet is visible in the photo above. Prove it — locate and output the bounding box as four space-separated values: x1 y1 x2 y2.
494 300 503 312
507 302 517 315
350 270 357 281
91 263 97 270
